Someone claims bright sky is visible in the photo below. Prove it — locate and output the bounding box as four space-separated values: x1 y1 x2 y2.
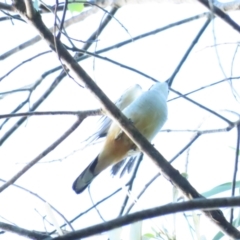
0 2 240 240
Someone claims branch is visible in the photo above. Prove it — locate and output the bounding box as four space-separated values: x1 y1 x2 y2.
0 178 74 231
0 116 85 193
77 12 209 62
0 109 101 119
168 76 240 102
0 221 48 239
0 51 51 82
0 71 66 145
168 16 211 87
51 196 240 240
0 2 15 11
0 2 114 60
51 185 132 234
118 153 143 216
170 88 233 125
197 0 240 33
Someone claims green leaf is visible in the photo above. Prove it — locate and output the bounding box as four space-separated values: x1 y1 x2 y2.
142 233 156 239
202 181 240 198
181 172 188 179
68 2 84 13
212 231 224 240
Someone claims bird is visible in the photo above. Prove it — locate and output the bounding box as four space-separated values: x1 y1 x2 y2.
72 81 169 194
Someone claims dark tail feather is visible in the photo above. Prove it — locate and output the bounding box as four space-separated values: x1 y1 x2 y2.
72 156 98 194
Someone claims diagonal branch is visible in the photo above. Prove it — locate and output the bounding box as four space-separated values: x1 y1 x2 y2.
170 88 233 125
168 16 211 87
77 12 209 62
0 116 85 193
0 72 66 146
197 0 240 33
0 178 74 231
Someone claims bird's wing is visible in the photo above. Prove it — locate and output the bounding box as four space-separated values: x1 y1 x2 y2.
82 84 143 146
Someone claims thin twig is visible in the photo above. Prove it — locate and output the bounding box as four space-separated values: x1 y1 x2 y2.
0 72 66 145
125 173 160 215
52 175 139 235
0 51 51 82
170 87 233 126
0 109 101 119
167 16 211 87
118 153 143 216
168 76 240 102
0 178 74 231
77 12 210 63
230 124 240 223
0 117 85 193
88 187 106 222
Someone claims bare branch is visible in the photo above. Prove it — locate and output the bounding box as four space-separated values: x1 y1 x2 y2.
0 116 85 193
125 173 160 214
0 51 51 82
88 188 106 222
170 88 233 126
51 196 240 240
0 2 15 11
0 221 49 239
118 153 143 216
0 72 65 145
168 16 211 87
0 109 101 119
0 178 74 231
168 76 240 102
197 0 240 33
77 12 209 62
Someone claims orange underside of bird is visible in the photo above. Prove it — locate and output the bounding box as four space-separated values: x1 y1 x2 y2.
72 82 169 194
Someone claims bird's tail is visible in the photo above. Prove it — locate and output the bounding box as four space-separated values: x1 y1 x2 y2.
72 156 98 194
